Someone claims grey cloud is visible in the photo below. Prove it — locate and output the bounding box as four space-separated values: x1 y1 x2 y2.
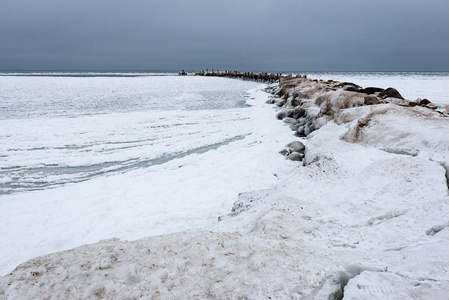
0 0 448 71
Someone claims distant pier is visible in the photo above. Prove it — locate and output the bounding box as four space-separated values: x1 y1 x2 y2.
179 69 307 83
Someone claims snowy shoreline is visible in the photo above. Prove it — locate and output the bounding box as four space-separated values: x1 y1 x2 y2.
1 76 449 299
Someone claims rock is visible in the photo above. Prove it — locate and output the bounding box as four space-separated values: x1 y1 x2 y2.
266 98 276 104
286 141 305 153
298 117 307 125
276 99 286 107
345 86 363 92
361 87 384 95
293 107 306 119
409 101 418 107
283 117 298 125
286 152 303 161
380 87 403 99
295 126 306 137
304 125 312 136
426 103 438 110
364 96 380 105
279 149 291 156
420 99 431 105
288 97 301 107
339 82 363 93
276 109 294 120
288 123 299 131
276 87 289 97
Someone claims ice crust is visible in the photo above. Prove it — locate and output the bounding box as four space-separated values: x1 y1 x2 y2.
1 76 449 299
0 82 297 278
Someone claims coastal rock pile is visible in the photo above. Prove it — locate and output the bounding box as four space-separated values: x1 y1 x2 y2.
265 75 449 142
195 70 282 83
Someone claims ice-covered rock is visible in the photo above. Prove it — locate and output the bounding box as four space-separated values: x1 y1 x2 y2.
286 141 305 153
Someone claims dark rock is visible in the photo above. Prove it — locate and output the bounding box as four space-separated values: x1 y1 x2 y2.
288 97 302 107
276 109 294 120
364 96 380 105
361 87 384 95
286 141 305 153
338 82 363 92
345 86 363 92
293 107 306 119
409 101 418 107
380 87 403 99
276 87 289 97
266 98 276 104
295 126 306 137
420 99 431 105
287 152 303 161
276 99 287 107
279 149 291 156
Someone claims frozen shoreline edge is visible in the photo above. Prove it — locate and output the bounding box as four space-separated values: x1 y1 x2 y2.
1 76 449 299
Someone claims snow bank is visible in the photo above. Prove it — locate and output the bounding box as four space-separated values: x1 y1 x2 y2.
0 85 297 277
2 77 449 299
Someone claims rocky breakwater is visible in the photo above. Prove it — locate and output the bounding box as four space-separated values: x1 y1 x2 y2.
195 70 282 83
265 74 449 164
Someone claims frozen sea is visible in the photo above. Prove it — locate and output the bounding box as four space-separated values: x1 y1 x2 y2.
0 72 299 275
1 71 448 276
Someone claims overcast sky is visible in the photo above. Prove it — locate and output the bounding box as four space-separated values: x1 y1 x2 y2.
1 0 448 72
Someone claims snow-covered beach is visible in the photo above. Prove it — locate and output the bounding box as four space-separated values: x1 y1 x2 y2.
1 73 449 299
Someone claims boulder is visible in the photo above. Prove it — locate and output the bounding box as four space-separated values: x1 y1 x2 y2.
304 125 312 136
276 87 289 97
279 149 291 156
286 141 305 153
361 87 384 95
288 123 299 131
380 87 403 99
297 117 307 125
276 99 286 107
276 109 294 120
339 82 363 93
364 96 380 105
283 117 298 125
288 97 302 107
293 107 306 119
420 99 431 105
295 126 306 137
286 152 303 161
345 86 363 92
